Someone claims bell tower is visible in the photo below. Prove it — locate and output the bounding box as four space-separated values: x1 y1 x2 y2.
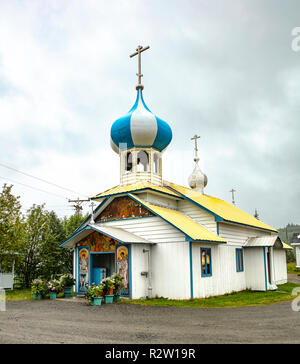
110 45 172 186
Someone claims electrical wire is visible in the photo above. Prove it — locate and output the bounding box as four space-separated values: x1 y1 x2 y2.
0 162 89 198
0 175 68 200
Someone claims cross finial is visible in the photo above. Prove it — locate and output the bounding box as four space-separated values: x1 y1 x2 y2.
90 201 96 224
130 45 150 90
229 188 236 206
191 134 201 162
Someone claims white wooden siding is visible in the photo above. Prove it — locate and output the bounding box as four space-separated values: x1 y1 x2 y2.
138 192 178 209
296 247 300 268
219 222 272 247
177 200 217 234
102 216 185 243
192 243 246 298
273 249 287 284
151 241 190 299
244 248 266 291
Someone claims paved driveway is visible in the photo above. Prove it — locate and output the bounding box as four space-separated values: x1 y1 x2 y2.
0 298 300 344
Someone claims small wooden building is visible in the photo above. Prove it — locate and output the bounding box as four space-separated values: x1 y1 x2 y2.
60 48 291 299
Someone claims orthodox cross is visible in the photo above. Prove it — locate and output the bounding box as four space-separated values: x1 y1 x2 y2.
191 134 201 162
229 188 236 206
90 201 96 224
130 45 150 90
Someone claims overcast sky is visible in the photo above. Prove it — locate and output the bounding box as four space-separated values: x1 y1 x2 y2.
0 0 299 228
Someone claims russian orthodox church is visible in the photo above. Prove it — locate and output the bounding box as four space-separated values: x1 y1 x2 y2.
61 46 291 299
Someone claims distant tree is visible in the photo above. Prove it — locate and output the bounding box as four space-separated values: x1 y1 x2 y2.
61 213 88 273
17 204 50 287
0 184 24 271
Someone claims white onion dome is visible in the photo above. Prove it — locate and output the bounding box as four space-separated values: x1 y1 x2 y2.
110 89 172 153
188 158 207 194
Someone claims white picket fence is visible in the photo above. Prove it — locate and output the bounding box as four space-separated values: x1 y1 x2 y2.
0 273 14 290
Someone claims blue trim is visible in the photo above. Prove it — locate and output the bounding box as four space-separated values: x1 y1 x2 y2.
216 222 219 235
189 242 194 299
263 247 268 291
236 248 244 272
129 245 132 299
200 248 212 277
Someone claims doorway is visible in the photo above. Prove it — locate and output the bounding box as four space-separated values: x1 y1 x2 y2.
91 253 115 285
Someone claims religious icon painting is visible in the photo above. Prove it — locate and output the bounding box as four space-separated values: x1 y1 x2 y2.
78 248 89 293
116 246 129 296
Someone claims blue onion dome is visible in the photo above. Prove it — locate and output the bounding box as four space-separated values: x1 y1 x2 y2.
110 89 172 153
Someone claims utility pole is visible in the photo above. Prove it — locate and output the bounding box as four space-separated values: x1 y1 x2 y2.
68 197 90 214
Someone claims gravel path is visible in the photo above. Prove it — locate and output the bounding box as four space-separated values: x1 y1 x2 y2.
0 298 300 344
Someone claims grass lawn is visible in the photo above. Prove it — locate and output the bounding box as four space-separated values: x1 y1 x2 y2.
5 289 74 301
124 282 300 308
287 262 300 275
5 289 32 301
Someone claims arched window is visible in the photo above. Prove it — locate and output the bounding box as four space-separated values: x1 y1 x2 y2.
125 152 133 172
153 153 160 174
137 151 149 172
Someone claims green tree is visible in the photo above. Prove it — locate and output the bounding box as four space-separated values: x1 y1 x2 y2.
18 204 50 287
0 184 24 271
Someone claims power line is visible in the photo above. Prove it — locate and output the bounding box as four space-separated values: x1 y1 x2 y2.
0 162 89 198
0 175 68 200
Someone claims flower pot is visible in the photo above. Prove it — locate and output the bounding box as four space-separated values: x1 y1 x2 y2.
105 295 114 304
64 287 72 298
91 297 102 306
114 294 120 302
49 292 57 300
32 293 42 300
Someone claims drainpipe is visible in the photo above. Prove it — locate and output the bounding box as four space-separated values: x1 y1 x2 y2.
143 247 152 298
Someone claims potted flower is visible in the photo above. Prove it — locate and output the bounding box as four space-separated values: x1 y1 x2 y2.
48 280 62 300
102 277 115 304
84 284 103 306
60 273 75 298
31 279 48 300
112 274 123 302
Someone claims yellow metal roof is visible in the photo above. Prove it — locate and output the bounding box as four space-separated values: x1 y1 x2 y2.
282 241 293 250
166 182 277 233
128 194 226 243
92 181 181 200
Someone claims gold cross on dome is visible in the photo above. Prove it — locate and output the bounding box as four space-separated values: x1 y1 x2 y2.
130 45 150 90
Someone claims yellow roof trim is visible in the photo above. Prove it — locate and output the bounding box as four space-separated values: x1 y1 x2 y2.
166 182 277 233
128 194 226 243
91 181 181 200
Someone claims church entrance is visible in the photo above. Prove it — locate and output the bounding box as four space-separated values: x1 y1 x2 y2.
91 253 115 285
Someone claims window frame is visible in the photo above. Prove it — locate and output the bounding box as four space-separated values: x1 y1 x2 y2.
236 248 244 272
200 248 212 277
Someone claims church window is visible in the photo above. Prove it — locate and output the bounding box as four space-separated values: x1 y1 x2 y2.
125 152 133 172
137 151 148 172
236 248 244 272
153 153 160 174
201 248 212 277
